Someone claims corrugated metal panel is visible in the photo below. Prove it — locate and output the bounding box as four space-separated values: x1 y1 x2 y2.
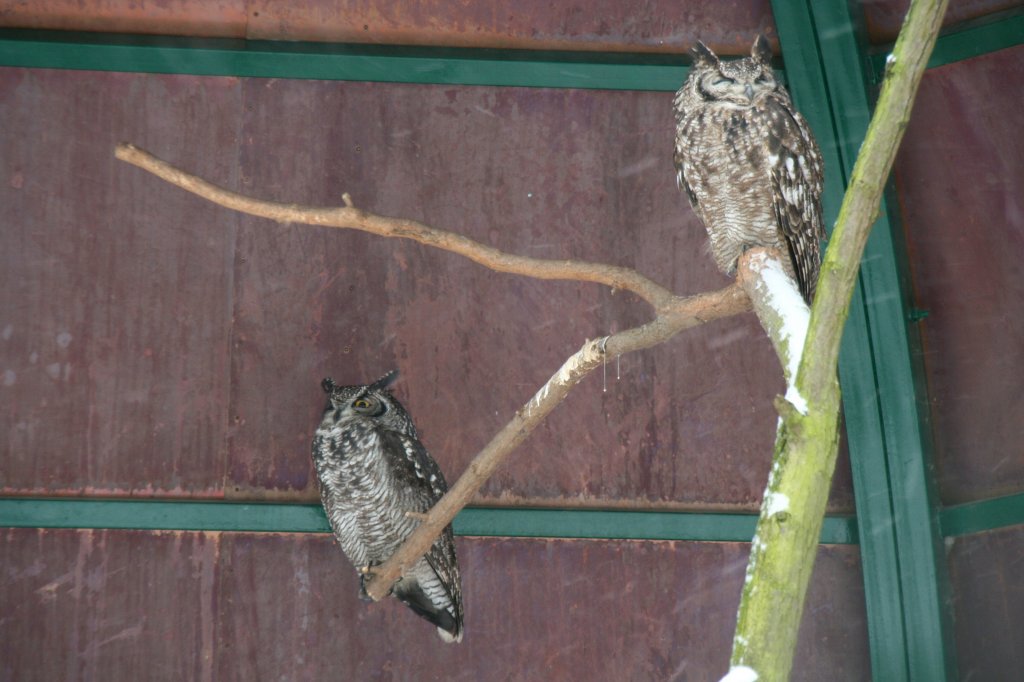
0 0 248 38
0 0 776 54
0 527 221 680
946 525 1024 679
0 529 870 680
0 68 856 510
0 68 241 497
244 0 775 54
860 1 1023 44
893 46 1024 504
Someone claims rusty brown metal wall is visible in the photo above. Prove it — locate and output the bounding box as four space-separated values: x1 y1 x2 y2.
0 2 870 677
861 0 1023 43
0 0 775 54
893 45 1024 505
947 525 1024 680
0 67 856 511
0 528 869 680
1 69 242 497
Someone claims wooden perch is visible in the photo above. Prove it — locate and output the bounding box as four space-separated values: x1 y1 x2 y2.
117 143 684 313
362 283 746 600
114 142 751 602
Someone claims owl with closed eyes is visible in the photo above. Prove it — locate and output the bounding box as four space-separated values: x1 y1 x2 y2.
673 35 825 305
311 370 463 642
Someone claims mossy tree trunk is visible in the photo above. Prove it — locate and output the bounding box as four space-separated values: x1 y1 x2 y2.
727 1 950 679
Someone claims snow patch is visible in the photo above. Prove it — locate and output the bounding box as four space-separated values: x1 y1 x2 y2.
756 256 809 385
764 492 790 517
720 665 759 682
785 385 808 416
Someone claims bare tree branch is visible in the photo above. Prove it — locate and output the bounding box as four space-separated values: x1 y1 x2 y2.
114 141 752 603
364 283 748 599
115 143 682 312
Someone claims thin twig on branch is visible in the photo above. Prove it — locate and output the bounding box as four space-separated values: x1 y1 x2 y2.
114 141 752 602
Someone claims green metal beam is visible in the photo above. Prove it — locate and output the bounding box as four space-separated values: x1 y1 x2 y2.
869 8 1024 76
0 28 690 91
769 3 909 678
771 1 958 679
3 494 1018 541
814 4 957 679
940 492 1024 537
0 498 858 543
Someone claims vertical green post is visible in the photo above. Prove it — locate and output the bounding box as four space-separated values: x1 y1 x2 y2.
769 1 957 679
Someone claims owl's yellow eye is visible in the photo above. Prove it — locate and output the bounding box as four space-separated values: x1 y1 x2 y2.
353 399 371 409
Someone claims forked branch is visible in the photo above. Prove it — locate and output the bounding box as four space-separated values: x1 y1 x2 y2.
114 142 751 600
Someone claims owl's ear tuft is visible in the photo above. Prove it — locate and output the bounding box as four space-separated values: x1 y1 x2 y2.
752 34 773 64
690 41 718 66
370 369 400 391
321 377 336 394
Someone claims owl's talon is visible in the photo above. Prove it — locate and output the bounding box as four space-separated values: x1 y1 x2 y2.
405 511 429 521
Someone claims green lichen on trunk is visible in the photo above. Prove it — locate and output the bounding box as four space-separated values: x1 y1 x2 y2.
731 383 842 673
728 0 950 678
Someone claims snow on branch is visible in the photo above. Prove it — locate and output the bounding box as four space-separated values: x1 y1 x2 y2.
736 249 810 414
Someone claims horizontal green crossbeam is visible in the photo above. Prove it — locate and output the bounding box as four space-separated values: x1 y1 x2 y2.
0 497 858 544
939 492 1024 537
456 507 858 543
0 28 690 91
5 495 1022 542
869 9 1024 76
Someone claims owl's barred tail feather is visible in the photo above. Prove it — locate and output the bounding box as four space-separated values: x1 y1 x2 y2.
393 579 464 643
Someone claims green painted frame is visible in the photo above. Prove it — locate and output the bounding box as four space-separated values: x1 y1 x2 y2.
0 498 859 544
0 27 693 91
770 1 957 679
1 8 1023 677
869 6 1024 73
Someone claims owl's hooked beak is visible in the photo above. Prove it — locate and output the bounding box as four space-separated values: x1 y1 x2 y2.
744 84 754 102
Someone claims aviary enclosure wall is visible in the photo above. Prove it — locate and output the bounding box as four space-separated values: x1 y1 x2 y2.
1 1 1022 680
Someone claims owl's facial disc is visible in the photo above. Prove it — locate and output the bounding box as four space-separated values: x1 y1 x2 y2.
700 62 775 105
